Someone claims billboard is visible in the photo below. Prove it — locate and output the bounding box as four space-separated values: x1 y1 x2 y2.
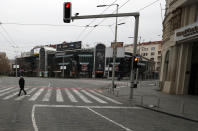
111 42 124 48
57 41 82 51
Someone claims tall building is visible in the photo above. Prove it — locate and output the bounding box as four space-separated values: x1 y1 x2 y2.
160 0 198 95
124 41 162 72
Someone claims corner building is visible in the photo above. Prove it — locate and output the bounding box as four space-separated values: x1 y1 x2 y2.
161 0 198 95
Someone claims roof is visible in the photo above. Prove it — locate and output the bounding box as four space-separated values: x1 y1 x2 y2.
124 41 162 47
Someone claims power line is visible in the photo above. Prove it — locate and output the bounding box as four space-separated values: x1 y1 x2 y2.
80 0 132 41
110 0 161 27
76 0 118 40
2 22 86 27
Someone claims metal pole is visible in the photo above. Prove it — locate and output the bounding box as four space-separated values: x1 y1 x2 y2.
44 49 48 77
15 57 17 77
112 4 119 90
93 46 96 78
129 16 139 99
62 55 65 78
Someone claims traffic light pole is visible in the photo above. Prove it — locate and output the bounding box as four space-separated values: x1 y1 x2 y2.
71 12 139 99
129 16 139 99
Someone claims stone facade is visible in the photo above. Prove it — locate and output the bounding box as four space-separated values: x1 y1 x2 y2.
161 0 198 94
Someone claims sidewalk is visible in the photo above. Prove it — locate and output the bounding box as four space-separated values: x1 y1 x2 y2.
104 80 198 122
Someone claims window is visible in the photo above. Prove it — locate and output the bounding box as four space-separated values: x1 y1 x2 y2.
158 51 161 54
151 52 155 56
150 58 154 61
151 47 155 50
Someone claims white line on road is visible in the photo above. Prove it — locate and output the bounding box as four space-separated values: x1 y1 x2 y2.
81 90 107 104
87 107 134 131
73 89 92 103
42 88 52 102
0 87 14 93
89 90 122 104
64 89 78 103
15 88 37 101
3 88 31 100
56 89 64 102
31 104 141 131
0 88 18 97
29 88 44 101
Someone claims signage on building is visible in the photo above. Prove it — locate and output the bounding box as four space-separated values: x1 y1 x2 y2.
105 47 125 58
111 42 123 48
57 41 82 51
175 22 198 42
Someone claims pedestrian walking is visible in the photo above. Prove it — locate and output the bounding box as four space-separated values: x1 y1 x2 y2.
18 76 27 96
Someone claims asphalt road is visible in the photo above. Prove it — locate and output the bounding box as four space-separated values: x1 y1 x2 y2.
0 77 198 131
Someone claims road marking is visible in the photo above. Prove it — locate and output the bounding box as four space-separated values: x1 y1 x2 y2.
3 88 31 100
0 87 14 93
15 88 37 101
81 90 107 104
0 87 7 90
89 90 122 104
42 88 52 102
0 88 18 97
56 89 64 102
29 88 44 101
73 89 92 103
64 89 78 102
87 107 133 131
32 104 141 131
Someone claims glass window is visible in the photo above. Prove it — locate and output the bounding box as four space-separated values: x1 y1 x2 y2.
151 47 155 50
150 58 154 61
151 52 155 56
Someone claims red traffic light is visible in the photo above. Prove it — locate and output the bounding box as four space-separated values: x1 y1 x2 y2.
66 2 70 8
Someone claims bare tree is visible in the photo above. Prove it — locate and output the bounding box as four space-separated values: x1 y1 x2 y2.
0 53 10 75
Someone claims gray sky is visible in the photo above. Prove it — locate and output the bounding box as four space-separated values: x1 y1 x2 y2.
0 0 165 59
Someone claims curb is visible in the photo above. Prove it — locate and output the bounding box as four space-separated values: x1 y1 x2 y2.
136 104 198 123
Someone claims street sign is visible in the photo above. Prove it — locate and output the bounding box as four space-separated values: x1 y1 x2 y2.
60 66 66 70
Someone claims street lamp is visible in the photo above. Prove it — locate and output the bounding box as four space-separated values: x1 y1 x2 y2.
97 4 119 91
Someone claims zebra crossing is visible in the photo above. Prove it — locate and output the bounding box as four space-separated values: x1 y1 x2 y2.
0 87 122 105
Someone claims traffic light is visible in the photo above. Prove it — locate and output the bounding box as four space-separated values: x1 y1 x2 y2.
63 2 72 23
133 56 139 69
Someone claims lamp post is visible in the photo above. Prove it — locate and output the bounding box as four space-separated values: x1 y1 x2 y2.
97 4 119 91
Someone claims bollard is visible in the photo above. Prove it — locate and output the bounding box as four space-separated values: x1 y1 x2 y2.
157 97 160 108
180 101 185 114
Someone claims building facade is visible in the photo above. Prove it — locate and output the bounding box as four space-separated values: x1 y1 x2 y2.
160 0 198 95
124 41 162 72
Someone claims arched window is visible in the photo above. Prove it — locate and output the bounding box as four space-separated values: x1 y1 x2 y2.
164 50 170 81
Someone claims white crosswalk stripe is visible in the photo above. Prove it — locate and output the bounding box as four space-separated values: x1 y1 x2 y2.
0 87 7 91
0 87 14 93
81 90 107 104
0 88 18 97
89 90 122 104
0 87 122 105
15 88 37 101
56 89 64 102
29 88 44 101
73 89 92 103
3 88 31 100
64 89 78 102
42 88 52 102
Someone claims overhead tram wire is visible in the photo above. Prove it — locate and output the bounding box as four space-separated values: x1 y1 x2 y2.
110 0 161 27
80 0 132 41
76 0 118 40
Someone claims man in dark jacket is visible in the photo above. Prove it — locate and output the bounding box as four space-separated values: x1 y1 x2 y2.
18 76 27 96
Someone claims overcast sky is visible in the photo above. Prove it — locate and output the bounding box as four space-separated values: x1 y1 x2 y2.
0 0 165 59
